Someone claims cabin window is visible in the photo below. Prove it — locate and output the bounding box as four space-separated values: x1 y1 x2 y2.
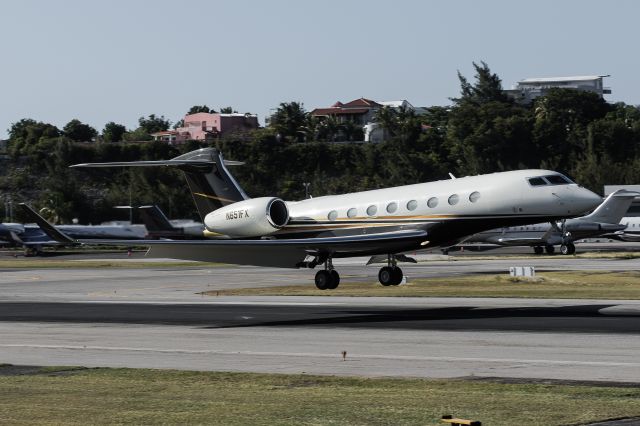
448 194 459 205
347 208 357 218
328 210 338 221
366 205 377 216
528 177 547 186
469 191 481 203
407 200 418 211
386 202 398 214
427 197 438 208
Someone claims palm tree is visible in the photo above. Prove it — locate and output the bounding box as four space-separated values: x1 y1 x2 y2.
374 106 399 138
270 102 310 142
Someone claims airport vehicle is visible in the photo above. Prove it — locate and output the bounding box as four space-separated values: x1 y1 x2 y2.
23 148 601 289
453 189 636 255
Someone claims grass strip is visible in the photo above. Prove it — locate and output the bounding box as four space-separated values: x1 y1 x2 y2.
206 271 640 299
0 367 639 425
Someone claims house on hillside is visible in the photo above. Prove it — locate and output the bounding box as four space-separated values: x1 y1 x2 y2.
310 98 382 126
505 75 611 104
310 98 428 143
174 112 259 142
151 131 179 143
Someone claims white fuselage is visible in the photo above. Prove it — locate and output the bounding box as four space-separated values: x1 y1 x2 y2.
613 217 640 242
279 169 600 242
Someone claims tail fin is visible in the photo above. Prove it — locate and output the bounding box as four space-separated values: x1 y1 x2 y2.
138 205 176 232
71 148 248 220
18 204 76 244
579 189 638 224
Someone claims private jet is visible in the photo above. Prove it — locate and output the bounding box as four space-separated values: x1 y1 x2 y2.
451 189 636 255
0 219 146 255
606 216 640 242
21 148 601 289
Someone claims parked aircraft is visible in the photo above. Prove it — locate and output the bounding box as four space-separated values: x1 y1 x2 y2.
23 148 601 289
452 189 636 255
606 216 640 242
0 218 146 255
136 205 205 239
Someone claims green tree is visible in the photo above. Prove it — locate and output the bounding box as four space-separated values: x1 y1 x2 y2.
188 105 213 114
138 114 171 134
445 62 531 174
374 106 399 137
269 102 310 142
532 88 612 171
7 119 61 156
123 128 153 142
63 119 98 142
102 122 127 142
452 61 512 106
220 106 237 113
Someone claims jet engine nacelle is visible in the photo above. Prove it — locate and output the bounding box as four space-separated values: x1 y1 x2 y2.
566 222 601 232
203 197 289 237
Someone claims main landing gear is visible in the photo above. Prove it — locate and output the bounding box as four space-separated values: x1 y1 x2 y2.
378 254 403 286
312 254 404 290
314 258 340 290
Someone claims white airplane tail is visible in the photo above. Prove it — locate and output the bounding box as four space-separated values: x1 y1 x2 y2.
578 189 638 224
71 148 248 221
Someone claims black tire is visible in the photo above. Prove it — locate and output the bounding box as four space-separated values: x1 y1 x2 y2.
328 270 340 289
545 245 555 255
560 243 576 255
378 266 394 286
391 266 403 286
315 270 331 290
533 246 544 255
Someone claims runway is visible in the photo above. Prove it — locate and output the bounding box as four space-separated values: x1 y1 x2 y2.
1 254 640 383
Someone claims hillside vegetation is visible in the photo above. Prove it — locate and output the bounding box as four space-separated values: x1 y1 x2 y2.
2 63 639 224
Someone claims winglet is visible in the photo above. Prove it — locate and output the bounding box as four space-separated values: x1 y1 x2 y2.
18 204 77 244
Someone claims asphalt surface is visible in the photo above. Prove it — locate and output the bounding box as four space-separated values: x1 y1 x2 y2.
1 248 640 382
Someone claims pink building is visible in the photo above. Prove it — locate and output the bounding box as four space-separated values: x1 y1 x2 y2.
174 112 259 142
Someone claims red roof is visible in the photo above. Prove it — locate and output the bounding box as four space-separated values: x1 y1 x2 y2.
342 98 381 108
311 98 381 116
311 107 370 116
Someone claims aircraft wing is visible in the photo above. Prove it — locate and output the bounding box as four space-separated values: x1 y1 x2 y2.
75 230 430 268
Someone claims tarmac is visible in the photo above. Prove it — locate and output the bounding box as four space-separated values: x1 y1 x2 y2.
1 247 640 383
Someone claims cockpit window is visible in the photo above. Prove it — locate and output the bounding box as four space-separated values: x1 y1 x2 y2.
528 177 547 186
544 175 572 185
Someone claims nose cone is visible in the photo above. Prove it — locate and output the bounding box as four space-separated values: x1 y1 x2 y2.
574 187 603 214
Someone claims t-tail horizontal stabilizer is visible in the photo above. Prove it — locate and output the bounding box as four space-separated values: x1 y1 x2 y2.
18 204 77 244
70 148 248 220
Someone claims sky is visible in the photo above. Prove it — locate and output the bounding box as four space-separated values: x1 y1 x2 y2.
1 0 639 139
